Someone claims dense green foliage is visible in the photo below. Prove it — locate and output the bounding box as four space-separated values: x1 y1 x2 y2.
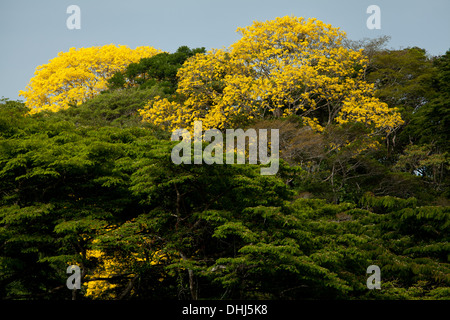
0 45 448 300
107 46 206 94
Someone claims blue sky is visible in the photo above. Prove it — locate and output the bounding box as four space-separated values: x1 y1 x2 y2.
1 0 449 100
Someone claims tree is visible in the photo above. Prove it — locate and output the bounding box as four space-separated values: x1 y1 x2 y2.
399 50 450 152
359 193 450 300
139 16 403 135
19 45 161 114
53 87 167 130
107 46 206 94
393 50 450 194
246 118 385 203
366 47 437 124
0 100 162 299
343 35 391 63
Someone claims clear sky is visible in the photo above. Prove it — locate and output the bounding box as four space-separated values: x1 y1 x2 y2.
1 0 449 101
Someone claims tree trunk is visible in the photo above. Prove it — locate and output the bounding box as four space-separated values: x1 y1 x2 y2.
180 252 197 300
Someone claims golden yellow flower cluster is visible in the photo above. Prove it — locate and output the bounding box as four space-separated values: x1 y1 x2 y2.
84 236 167 299
139 16 403 133
20 44 161 113
84 248 120 299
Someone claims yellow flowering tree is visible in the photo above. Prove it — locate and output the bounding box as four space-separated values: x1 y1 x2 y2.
20 44 161 113
139 16 403 134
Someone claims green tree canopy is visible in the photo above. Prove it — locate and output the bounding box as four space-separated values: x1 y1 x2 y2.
107 46 206 94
